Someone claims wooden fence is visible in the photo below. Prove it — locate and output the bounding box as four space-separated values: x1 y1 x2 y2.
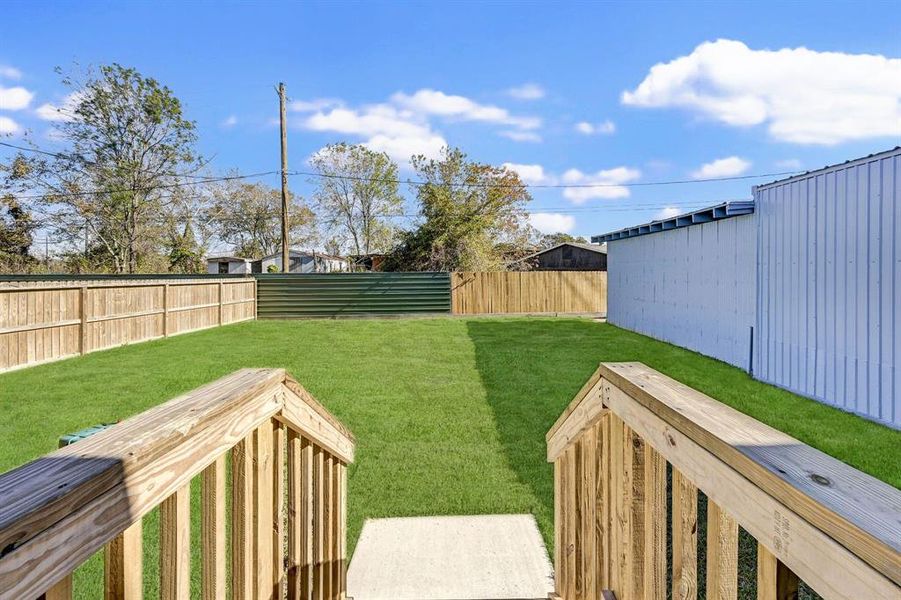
547 362 900 600
451 271 607 315
0 368 354 599
0 278 256 372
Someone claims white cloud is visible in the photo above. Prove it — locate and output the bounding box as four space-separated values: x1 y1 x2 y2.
0 66 22 80
502 162 550 185
222 115 238 127
0 116 20 134
655 206 682 220
499 130 542 143
622 39 901 145
575 120 616 135
36 91 85 122
0 85 33 110
530 212 575 234
561 166 641 203
507 83 545 100
775 158 802 170
295 88 540 164
391 89 541 130
690 156 751 179
290 98 342 112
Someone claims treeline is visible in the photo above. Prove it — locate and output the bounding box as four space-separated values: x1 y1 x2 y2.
0 64 584 274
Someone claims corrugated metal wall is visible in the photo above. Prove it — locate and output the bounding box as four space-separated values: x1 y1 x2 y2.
607 214 757 369
754 148 900 427
255 272 451 318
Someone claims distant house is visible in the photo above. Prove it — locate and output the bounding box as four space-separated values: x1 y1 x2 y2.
512 242 607 271
206 255 252 274
255 249 349 273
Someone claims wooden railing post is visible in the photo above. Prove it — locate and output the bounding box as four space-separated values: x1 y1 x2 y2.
104 521 142 600
41 575 73 600
160 485 191 599
232 436 254 600
757 544 799 600
202 455 226 600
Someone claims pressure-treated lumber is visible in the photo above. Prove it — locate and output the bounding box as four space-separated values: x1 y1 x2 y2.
41 574 73 600
273 421 286 598
277 382 355 464
601 379 898 599
671 469 698 600
253 422 275 599
705 500 738 600
757 543 799 600
160 485 191 600
312 447 326 600
232 434 254 600
202 455 226 600
450 271 607 315
104 521 142 600
600 361 901 586
288 434 314 599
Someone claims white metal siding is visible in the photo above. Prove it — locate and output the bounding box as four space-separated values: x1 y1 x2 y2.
607 214 756 369
755 148 900 427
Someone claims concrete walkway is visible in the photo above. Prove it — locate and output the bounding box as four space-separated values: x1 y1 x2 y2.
347 514 554 600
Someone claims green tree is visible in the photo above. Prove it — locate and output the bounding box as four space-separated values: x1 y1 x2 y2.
385 147 531 271
309 143 403 255
206 179 316 259
20 64 202 273
539 232 588 248
0 194 36 271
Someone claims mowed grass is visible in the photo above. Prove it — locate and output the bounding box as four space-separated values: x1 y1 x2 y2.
1 318 898 597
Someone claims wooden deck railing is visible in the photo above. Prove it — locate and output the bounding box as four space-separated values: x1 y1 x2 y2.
0 368 354 600
547 362 900 600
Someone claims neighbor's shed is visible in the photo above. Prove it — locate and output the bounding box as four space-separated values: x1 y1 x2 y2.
257 249 349 273
206 255 252 274
515 242 607 271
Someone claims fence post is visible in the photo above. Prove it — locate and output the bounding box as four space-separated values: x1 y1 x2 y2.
79 287 88 355
218 281 224 326
163 284 170 337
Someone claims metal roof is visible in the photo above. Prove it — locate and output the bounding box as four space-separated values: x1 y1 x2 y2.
753 146 900 190
591 200 755 243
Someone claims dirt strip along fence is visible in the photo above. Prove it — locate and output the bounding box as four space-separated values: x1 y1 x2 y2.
451 271 607 315
0 277 256 372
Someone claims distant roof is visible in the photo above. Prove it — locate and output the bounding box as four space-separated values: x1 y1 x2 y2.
206 255 249 262
260 248 348 261
591 200 755 244
754 146 900 190
509 241 607 265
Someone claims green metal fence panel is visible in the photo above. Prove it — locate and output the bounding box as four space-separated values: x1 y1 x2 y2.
255 272 451 318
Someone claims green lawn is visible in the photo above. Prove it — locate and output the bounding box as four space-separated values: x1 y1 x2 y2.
1 317 898 597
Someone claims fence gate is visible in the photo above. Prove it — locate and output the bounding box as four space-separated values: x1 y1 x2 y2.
255 272 451 318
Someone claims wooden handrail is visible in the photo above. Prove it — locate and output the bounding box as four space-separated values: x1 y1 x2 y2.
547 362 901 600
0 368 355 600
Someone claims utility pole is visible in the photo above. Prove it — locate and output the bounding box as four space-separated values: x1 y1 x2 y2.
278 82 290 273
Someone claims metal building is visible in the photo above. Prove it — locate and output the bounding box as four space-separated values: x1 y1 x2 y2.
597 202 756 370
594 147 900 428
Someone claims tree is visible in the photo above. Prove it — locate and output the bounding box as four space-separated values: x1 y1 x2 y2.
309 143 403 255
539 232 588 248
0 194 36 271
206 179 316 259
385 147 531 271
19 64 202 273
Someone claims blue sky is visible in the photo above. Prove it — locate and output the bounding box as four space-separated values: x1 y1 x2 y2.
1 0 899 247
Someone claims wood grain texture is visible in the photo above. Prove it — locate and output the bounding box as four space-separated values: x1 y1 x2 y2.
104 521 142 600
254 422 275 599
202 455 226 600
0 371 283 600
312 447 325 600
232 436 254 600
0 279 254 373
41 574 73 600
602 381 898 599
642 443 666 600
451 271 607 315
580 425 597 600
672 469 698 600
160 485 191 600
273 422 286 600
600 361 901 586
706 500 738 600
288 434 314 600
277 387 355 464
757 543 799 600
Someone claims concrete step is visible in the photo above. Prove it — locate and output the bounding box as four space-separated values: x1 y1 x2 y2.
347 514 554 600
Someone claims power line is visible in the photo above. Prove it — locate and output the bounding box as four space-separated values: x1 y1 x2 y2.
290 169 799 189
